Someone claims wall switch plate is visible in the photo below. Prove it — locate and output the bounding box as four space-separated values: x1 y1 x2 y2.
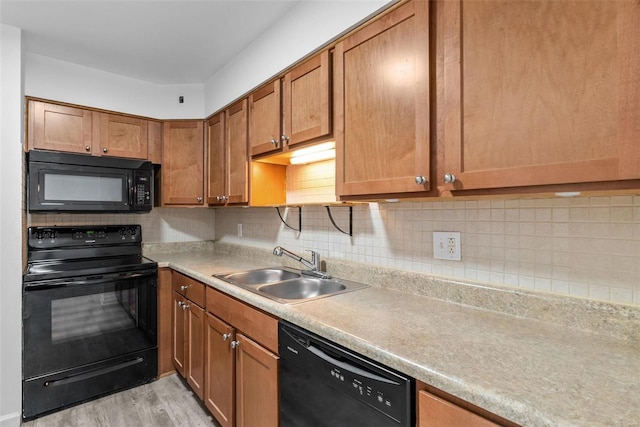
433 231 461 261
237 223 243 237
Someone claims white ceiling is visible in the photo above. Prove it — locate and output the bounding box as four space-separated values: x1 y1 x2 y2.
0 0 303 84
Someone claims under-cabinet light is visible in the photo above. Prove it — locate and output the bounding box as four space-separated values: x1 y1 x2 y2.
289 141 336 165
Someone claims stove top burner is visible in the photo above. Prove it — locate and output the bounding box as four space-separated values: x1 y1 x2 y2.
25 225 157 284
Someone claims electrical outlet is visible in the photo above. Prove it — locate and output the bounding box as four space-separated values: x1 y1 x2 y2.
433 232 461 260
237 223 243 237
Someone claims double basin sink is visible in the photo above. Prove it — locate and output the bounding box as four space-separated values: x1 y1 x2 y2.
214 267 368 304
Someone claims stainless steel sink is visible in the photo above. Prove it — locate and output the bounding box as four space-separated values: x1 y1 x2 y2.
258 278 347 300
217 267 301 286
214 267 368 304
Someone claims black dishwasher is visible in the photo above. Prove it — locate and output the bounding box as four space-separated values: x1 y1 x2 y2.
279 321 414 427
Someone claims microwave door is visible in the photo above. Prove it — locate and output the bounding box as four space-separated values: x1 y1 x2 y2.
31 166 131 212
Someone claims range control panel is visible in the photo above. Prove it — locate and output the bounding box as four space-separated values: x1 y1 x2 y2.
28 225 142 248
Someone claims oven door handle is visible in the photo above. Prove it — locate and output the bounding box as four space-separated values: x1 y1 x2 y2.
24 269 157 290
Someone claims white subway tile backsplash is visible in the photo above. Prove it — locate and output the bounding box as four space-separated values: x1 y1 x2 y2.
215 196 640 306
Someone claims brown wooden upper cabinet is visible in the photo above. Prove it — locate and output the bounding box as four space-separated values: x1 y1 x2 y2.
249 81 282 157
334 0 431 199
283 50 331 147
207 99 250 206
28 100 93 155
248 50 332 159
162 120 205 206
27 99 158 161
94 113 148 159
441 0 640 192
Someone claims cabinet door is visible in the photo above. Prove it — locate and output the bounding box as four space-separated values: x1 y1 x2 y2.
226 100 249 204
418 390 498 427
442 0 640 191
283 50 331 147
334 0 430 198
162 121 205 205
205 314 235 427
235 333 279 427
207 112 227 205
249 81 282 157
172 291 186 377
96 113 148 159
186 302 205 400
28 100 93 154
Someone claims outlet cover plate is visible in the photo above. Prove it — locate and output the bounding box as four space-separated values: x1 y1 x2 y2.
433 231 461 261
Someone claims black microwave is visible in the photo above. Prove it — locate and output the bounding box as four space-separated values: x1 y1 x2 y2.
27 150 153 213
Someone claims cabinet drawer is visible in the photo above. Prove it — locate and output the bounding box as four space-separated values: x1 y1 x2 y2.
206 287 278 354
173 271 205 307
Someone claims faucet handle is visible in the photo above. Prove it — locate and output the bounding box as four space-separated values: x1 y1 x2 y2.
306 250 321 271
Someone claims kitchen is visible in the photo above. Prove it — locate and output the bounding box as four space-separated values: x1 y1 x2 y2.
1 0 640 426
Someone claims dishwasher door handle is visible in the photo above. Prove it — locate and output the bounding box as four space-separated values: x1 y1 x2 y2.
307 344 399 385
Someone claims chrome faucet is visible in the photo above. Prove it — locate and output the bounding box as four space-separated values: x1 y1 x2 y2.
272 246 329 278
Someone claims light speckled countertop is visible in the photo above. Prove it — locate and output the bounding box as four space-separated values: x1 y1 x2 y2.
147 246 640 427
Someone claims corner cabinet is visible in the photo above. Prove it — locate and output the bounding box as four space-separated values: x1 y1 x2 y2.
162 120 205 206
334 0 431 199
441 0 640 192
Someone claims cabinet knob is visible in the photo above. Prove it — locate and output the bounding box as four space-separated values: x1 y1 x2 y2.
281 135 290 145
197 197 203 203
231 340 240 349
180 285 189 291
270 138 278 147
223 196 229 202
85 146 91 152
444 173 456 184
415 176 427 185
222 333 231 341
102 147 108 153
181 303 190 311
177 301 183 307
216 196 223 202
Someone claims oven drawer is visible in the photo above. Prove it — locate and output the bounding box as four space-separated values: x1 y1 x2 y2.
173 271 205 306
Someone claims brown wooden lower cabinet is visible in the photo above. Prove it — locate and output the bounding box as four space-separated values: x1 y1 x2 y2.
186 302 205 400
172 291 187 376
234 333 279 427
171 272 280 427
172 276 206 401
205 313 235 427
418 390 499 427
204 286 280 427
417 381 518 427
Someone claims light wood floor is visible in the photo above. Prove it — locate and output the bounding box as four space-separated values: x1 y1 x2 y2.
22 374 220 427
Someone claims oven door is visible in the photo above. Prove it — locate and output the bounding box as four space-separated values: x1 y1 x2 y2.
22 271 158 419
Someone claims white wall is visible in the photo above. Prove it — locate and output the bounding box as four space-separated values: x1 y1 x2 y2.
0 24 24 427
25 53 204 119
204 0 393 114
